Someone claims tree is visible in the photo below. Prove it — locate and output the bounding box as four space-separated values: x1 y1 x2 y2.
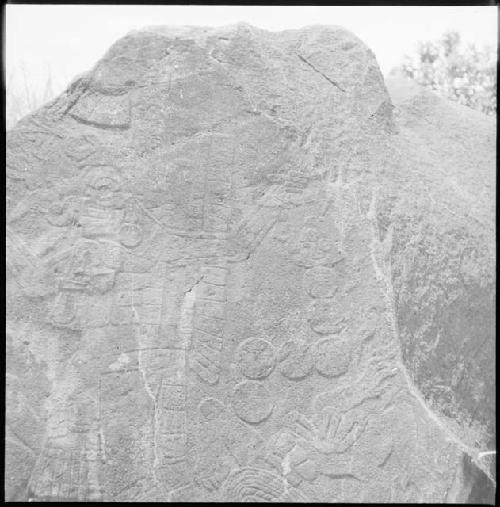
401 31 496 116
6 63 57 130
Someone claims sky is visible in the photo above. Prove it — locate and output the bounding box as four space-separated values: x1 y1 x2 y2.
5 5 498 98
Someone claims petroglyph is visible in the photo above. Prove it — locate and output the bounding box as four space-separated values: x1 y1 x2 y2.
231 381 274 424
314 336 352 378
307 299 346 335
223 467 285 502
6 24 494 503
236 337 276 380
277 339 314 380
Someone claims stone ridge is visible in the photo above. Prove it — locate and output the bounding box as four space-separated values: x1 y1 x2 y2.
77 23 388 109
130 23 366 43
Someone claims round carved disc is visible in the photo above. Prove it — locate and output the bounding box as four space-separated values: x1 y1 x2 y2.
314 337 351 378
231 381 274 424
236 337 276 380
278 339 313 380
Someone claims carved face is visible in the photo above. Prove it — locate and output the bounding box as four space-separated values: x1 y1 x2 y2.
85 166 124 208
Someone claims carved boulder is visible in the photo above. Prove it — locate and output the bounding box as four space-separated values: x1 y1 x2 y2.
6 25 495 503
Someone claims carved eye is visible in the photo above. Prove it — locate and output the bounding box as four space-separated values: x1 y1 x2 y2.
93 177 117 191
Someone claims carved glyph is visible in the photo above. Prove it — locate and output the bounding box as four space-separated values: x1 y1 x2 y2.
236 337 276 380
231 381 274 424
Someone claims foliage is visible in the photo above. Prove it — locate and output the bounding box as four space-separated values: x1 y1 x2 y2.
6 63 57 130
401 31 496 116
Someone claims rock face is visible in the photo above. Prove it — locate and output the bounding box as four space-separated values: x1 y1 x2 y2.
5 24 495 503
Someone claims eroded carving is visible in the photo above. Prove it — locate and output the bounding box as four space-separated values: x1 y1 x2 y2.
46 197 80 227
84 165 125 210
307 299 346 335
303 265 343 299
27 443 102 502
313 336 352 378
68 91 131 130
231 381 274 424
190 263 228 385
198 397 226 421
277 339 313 380
119 223 143 248
291 217 342 268
194 453 232 491
224 467 285 502
236 337 276 380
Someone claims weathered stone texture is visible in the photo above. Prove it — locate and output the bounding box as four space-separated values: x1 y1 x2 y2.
6 25 495 502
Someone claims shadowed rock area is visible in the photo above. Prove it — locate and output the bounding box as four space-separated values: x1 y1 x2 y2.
5 24 495 502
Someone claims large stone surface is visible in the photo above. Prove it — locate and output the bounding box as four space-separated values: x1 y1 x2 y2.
5 24 495 503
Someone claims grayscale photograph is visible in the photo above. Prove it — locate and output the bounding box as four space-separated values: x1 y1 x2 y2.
5 5 496 503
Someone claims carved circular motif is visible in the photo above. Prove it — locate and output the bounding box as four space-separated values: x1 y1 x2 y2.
277 340 313 380
224 467 285 502
232 381 274 424
303 266 340 298
199 397 226 421
119 223 143 248
236 338 276 380
314 337 351 378
307 300 345 335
